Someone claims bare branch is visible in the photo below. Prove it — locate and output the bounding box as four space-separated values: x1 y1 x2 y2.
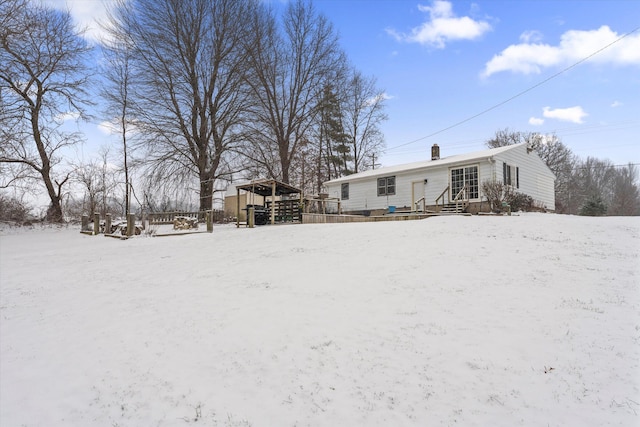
1 0 93 221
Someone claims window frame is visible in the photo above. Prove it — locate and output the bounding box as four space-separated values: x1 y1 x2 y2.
341 182 349 200
503 162 519 189
377 176 396 196
450 165 479 200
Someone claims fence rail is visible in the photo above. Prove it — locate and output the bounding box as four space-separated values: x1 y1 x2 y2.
147 210 224 225
301 213 434 224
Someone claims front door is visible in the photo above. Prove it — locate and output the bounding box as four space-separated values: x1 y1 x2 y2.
412 180 426 211
450 166 479 200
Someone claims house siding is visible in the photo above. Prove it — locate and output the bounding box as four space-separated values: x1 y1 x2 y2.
325 144 556 213
491 144 556 210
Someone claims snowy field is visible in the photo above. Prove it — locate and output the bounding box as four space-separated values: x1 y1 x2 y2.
1 213 639 426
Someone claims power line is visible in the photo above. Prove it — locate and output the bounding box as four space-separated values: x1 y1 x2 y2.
384 26 640 153
571 163 640 171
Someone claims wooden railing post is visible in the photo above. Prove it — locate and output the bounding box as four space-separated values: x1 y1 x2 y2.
435 186 450 212
127 213 135 237
206 210 213 233
93 213 100 235
105 213 112 235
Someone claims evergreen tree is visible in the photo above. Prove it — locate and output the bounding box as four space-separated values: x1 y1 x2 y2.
317 85 350 183
579 195 607 216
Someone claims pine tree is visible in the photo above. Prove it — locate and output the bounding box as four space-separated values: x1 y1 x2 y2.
318 85 350 180
579 195 607 216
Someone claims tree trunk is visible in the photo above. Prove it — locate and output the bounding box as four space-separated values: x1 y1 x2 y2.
280 145 291 183
199 176 213 212
45 196 64 222
34 111 66 223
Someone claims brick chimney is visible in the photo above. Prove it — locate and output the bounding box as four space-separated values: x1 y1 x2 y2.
431 144 440 161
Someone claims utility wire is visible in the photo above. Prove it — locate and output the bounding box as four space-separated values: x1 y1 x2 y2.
571 163 640 171
384 26 640 153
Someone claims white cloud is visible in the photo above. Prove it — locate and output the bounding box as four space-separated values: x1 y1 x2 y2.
98 120 118 135
519 30 543 44
38 0 116 43
98 119 142 136
56 111 80 123
387 0 492 48
610 100 623 108
482 25 640 77
542 106 588 124
529 117 544 126
364 92 394 107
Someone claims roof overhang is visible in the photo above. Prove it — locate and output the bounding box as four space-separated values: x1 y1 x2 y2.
235 179 301 197
324 144 529 186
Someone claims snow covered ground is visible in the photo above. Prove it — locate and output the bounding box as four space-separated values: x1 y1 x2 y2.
1 213 639 426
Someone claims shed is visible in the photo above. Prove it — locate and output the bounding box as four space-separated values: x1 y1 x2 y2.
324 143 556 214
233 179 302 226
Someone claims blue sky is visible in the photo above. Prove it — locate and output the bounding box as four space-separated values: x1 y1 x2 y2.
44 0 640 167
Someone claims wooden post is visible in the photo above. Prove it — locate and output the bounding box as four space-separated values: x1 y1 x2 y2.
93 213 100 235
271 181 276 225
105 213 112 235
248 206 255 228
206 210 213 233
127 213 135 237
81 215 89 232
236 187 241 228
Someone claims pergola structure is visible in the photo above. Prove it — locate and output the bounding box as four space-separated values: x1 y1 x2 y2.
235 179 302 227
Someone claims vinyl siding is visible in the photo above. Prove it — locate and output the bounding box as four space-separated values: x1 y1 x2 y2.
325 143 556 212
492 144 556 210
327 161 493 211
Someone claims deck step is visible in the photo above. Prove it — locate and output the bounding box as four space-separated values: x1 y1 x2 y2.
439 203 466 214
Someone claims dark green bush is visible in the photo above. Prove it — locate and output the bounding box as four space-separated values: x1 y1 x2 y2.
580 195 607 216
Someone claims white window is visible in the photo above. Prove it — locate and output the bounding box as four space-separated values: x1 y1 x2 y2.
341 183 349 200
503 162 519 188
377 176 395 196
450 166 479 199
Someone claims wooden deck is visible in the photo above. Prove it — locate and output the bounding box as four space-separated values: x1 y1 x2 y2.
301 212 448 224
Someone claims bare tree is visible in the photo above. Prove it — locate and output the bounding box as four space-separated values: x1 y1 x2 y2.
244 0 345 184
72 147 121 219
609 163 640 216
486 128 524 148
74 159 102 220
100 31 135 216
341 69 387 174
0 0 92 221
576 157 617 209
105 0 252 212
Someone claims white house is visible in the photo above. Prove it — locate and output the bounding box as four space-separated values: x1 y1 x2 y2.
324 143 555 214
